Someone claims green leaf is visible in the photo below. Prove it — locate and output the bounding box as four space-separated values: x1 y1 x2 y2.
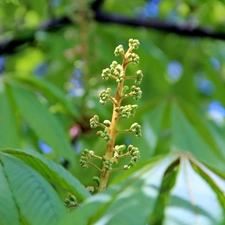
179 101 223 157
5 0 20 5
136 101 168 158
192 157 225 200
8 81 75 163
171 101 225 173
0 153 67 225
0 83 20 148
63 154 178 225
0 163 20 225
14 76 81 120
164 156 225 225
62 152 225 225
0 148 90 201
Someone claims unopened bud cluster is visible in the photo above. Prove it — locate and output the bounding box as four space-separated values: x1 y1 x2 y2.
127 53 140 65
114 44 125 56
135 70 143 85
128 38 140 50
130 85 142 100
102 157 116 171
124 145 140 169
96 129 110 141
79 149 93 168
99 88 111 105
114 144 126 157
130 123 142 138
80 39 143 190
64 194 77 208
101 61 125 83
115 104 138 119
90 115 99 128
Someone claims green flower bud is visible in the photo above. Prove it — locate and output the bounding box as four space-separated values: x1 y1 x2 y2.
127 53 140 65
90 115 99 128
83 149 90 154
128 38 140 50
115 144 126 152
64 198 70 206
132 150 140 156
89 150 94 155
127 144 134 153
116 104 138 119
79 160 88 168
96 129 110 142
99 88 111 105
124 165 128 169
93 176 100 185
80 156 88 161
101 68 111 80
110 61 119 69
135 70 143 85
116 70 125 83
132 156 139 162
69 194 77 202
86 186 95 193
130 123 142 137
127 161 135 168
130 85 142 100
103 120 111 127
114 45 125 56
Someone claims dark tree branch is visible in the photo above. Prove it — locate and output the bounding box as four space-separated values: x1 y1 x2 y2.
38 16 72 31
0 16 72 55
1 1 225 55
91 0 104 11
0 35 35 55
94 10 225 40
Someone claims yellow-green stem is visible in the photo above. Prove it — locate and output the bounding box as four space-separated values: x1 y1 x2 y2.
97 53 129 192
97 84 124 192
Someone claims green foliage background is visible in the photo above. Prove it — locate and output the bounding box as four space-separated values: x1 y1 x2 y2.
1 0 225 224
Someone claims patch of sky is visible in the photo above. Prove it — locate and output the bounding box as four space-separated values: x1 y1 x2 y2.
166 61 183 83
194 72 215 96
33 62 48 77
143 0 160 18
209 58 220 71
208 101 225 126
0 56 6 74
137 0 161 19
68 68 84 97
38 140 53 154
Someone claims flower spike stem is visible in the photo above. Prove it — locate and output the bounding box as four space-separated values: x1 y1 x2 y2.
80 39 143 192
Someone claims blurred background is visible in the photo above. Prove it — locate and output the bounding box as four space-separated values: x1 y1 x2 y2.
1 0 225 187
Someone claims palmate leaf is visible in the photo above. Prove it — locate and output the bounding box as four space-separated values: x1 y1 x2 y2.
138 97 225 174
62 154 177 225
164 155 225 225
0 84 20 148
170 100 225 173
0 148 90 225
7 80 75 163
63 152 225 225
135 100 168 158
0 163 20 225
0 148 90 201
1 153 66 225
14 76 81 120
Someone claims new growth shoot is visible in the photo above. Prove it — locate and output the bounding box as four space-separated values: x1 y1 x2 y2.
80 38 143 192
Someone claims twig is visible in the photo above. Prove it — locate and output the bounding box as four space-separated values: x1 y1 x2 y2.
87 161 102 172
